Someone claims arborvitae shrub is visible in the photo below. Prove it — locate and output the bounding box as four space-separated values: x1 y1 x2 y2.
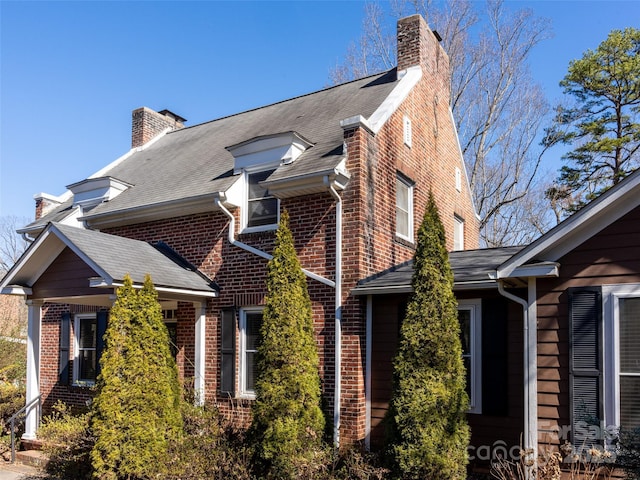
386 193 470 479
250 210 326 478
90 274 182 480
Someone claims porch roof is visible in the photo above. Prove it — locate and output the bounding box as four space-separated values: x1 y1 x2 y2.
352 246 524 295
0 222 218 302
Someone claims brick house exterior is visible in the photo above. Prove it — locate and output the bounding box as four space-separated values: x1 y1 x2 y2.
2 14 480 446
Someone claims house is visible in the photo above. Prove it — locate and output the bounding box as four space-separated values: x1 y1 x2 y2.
0 14 480 448
355 166 640 465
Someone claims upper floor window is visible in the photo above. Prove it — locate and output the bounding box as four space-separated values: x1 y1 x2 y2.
403 115 412 147
245 169 279 231
73 314 97 385
454 215 464 251
458 299 482 414
239 307 263 397
396 174 414 241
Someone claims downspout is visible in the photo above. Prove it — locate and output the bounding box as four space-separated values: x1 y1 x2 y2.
497 279 537 480
215 177 343 448
214 197 335 288
325 176 343 448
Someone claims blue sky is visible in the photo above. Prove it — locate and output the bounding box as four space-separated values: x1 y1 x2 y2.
1 0 638 221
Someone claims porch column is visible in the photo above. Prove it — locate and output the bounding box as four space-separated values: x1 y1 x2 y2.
193 301 206 405
23 300 42 440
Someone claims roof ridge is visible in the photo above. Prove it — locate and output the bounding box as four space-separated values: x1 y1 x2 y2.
170 69 397 133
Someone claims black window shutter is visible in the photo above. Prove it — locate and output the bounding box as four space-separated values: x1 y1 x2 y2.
568 287 603 448
220 308 236 394
59 312 71 385
482 297 508 416
95 310 108 378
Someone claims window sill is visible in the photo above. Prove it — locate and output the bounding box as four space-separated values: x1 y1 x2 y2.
240 224 278 235
72 381 95 388
394 235 415 248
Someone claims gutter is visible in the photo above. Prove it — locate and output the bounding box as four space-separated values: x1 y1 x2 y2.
497 279 537 480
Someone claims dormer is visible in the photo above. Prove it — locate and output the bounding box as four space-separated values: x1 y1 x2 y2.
224 132 314 233
227 131 313 175
67 176 133 211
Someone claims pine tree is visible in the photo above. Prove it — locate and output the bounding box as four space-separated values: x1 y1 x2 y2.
250 210 325 478
90 274 182 480
544 27 640 214
387 193 470 479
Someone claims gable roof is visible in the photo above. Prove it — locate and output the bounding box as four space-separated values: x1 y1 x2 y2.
497 168 640 279
28 69 403 230
1 223 218 300
352 246 523 295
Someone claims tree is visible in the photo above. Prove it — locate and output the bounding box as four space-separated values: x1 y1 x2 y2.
250 210 325 478
90 274 181 480
331 0 552 246
544 27 640 214
386 193 469 479
0 215 30 384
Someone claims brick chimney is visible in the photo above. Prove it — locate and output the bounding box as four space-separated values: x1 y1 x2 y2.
397 14 447 75
131 107 186 148
34 192 62 220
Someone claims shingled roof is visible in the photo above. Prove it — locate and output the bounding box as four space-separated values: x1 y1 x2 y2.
352 246 524 294
25 69 401 231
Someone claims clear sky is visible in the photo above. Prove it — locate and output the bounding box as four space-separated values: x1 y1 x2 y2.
1 0 638 221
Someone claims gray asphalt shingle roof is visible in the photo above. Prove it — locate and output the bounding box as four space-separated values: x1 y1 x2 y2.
52 223 217 293
33 69 400 223
354 246 524 292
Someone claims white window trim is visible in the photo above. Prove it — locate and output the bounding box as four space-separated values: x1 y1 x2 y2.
241 169 280 234
239 307 263 399
458 299 482 414
602 283 640 430
72 313 97 387
454 215 465 251
396 174 414 242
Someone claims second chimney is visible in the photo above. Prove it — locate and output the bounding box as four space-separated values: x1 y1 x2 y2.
131 107 186 148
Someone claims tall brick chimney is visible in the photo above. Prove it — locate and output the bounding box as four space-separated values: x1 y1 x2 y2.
397 14 447 76
131 107 186 148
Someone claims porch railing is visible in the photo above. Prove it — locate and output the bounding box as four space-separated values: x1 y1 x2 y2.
8 394 41 463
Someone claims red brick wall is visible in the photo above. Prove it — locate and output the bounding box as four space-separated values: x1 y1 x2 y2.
35 14 480 444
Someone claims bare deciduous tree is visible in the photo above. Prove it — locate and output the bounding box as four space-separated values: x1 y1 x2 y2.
331 0 553 246
0 215 30 275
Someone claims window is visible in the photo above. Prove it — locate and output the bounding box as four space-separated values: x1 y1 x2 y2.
454 215 464 251
396 175 414 241
73 314 97 385
458 299 482 414
602 285 640 431
403 115 412 147
245 169 279 231
239 308 263 397
455 167 462 192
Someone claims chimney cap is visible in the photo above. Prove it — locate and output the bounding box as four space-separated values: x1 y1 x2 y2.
158 109 187 124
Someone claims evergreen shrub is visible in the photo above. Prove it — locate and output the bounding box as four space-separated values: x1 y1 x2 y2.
386 192 470 479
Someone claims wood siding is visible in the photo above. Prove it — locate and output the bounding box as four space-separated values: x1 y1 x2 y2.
536 205 640 449
369 291 524 463
32 247 98 299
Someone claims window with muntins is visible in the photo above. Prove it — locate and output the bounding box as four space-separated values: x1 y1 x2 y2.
458 299 482 413
240 308 263 397
74 315 97 384
603 285 640 432
246 170 279 230
396 175 413 241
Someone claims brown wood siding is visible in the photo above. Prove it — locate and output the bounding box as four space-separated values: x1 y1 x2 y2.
369 291 524 463
536 205 640 449
32 247 99 299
